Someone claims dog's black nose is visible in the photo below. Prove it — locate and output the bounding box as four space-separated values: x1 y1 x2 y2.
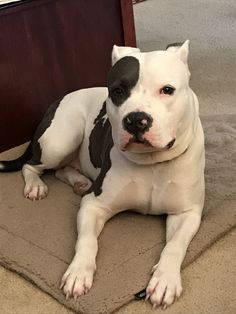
123 112 153 135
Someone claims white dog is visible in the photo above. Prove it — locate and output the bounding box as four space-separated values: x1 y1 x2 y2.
0 41 205 309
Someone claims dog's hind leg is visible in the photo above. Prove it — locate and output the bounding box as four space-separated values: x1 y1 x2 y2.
22 136 84 201
23 164 48 200
21 94 86 200
22 140 84 200
55 166 92 196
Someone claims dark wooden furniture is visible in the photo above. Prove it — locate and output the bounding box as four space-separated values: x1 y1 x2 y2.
0 0 136 152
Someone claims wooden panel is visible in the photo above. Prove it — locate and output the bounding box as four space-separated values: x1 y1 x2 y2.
120 0 137 47
0 0 136 152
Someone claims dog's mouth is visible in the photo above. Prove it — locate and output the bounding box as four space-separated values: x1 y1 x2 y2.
121 134 175 153
121 134 152 152
122 133 175 153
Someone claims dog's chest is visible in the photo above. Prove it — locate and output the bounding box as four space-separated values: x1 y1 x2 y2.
140 159 200 215
109 159 189 216
147 176 183 215
137 163 182 215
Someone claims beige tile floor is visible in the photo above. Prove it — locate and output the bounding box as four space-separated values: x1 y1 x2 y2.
0 229 235 314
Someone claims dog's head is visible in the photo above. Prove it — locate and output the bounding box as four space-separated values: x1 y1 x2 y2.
106 41 195 164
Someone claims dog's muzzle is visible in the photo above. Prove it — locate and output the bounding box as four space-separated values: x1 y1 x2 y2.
121 111 175 152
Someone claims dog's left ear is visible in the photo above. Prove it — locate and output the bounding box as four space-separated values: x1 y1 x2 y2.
166 40 189 65
111 45 140 65
176 40 189 64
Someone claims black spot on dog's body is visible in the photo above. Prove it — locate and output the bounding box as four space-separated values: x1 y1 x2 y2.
88 102 113 196
108 56 140 106
27 98 62 166
0 98 62 172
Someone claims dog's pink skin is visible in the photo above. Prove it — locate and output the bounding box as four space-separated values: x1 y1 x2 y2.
142 129 160 147
119 128 163 151
119 130 133 150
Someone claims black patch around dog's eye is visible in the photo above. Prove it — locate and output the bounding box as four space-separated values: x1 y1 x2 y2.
108 56 140 106
111 86 125 98
88 101 113 196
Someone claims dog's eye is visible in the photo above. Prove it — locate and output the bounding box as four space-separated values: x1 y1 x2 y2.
111 87 124 97
160 85 175 95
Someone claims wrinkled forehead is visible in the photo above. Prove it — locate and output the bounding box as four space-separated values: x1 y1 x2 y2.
108 51 188 91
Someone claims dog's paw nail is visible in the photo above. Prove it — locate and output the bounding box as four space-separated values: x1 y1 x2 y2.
151 264 158 274
162 304 167 310
66 292 70 300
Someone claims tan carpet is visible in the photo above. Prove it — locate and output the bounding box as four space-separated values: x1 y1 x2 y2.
0 229 235 314
116 228 236 314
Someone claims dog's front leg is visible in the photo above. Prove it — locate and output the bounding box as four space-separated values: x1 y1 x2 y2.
146 209 202 309
60 195 113 300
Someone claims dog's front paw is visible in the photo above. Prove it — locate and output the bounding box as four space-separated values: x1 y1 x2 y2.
146 264 182 309
60 261 95 300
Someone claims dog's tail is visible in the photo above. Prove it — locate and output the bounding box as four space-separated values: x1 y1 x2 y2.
0 142 33 172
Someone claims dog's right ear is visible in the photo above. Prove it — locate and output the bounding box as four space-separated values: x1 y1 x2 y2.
111 45 140 66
